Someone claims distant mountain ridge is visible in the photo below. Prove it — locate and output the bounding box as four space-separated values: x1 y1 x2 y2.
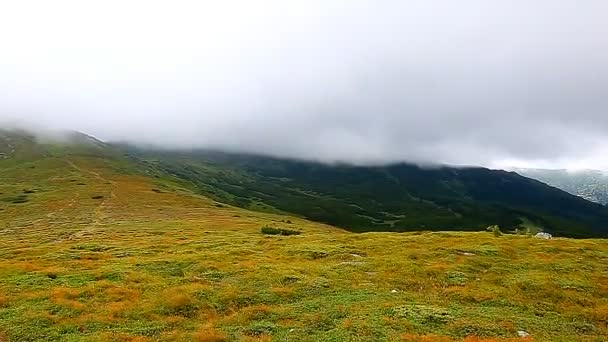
513 168 608 205
123 147 608 237
3 128 608 238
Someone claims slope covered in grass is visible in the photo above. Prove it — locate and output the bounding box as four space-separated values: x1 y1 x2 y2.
125 148 608 238
1 131 608 341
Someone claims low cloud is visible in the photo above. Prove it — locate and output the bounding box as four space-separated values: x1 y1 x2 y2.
1 0 607 168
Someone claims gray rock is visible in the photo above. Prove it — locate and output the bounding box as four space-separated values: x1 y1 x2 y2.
534 232 552 239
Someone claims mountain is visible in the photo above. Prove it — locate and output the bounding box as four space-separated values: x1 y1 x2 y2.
513 168 608 205
4 129 608 239
2 129 608 341
123 147 608 238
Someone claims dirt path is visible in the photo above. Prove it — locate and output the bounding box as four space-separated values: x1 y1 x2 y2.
65 159 117 239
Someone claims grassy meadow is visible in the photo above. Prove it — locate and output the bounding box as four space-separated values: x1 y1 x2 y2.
1 149 608 341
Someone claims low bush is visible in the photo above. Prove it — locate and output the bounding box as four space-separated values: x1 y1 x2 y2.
392 304 453 324
1 195 28 204
260 226 301 236
486 225 502 237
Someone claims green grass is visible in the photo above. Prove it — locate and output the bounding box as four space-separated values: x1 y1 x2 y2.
2 221 608 341
0 131 607 341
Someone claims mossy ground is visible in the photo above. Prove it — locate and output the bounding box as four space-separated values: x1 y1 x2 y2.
1 154 608 341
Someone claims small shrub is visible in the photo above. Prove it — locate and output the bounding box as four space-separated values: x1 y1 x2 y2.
91 195 104 200
392 304 453 324
278 228 300 236
23 189 36 194
1 195 28 204
280 275 301 285
445 271 467 286
305 250 329 260
162 292 198 316
260 226 301 236
261 226 281 235
486 225 502 237
74 243 111 252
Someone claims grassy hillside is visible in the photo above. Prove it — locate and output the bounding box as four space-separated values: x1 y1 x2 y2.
514 168 608 205
125 149 608 238
0 131 607 341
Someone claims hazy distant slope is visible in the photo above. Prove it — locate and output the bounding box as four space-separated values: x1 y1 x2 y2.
514 168 608 205
125 148 608 237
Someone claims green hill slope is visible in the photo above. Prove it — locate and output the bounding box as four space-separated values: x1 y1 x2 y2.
1 130 608 341
124 149 608 238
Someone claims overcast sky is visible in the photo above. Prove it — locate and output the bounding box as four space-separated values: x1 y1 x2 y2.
1 1 607 169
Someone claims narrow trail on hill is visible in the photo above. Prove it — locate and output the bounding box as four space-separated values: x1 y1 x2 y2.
65 159 117 240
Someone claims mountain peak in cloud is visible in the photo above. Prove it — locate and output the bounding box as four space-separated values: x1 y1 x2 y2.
1 1 607 168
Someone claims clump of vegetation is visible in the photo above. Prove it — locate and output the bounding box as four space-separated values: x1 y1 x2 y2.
151 188 164 193
22 189 36 194
392 304 454 324
161 291 198 317
444 271 467 286
300 249 329 260
486 225 502 237
244 321 277 336
1 195 29 204
280 275 301 285
91 195 104 199
260 226 301 236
